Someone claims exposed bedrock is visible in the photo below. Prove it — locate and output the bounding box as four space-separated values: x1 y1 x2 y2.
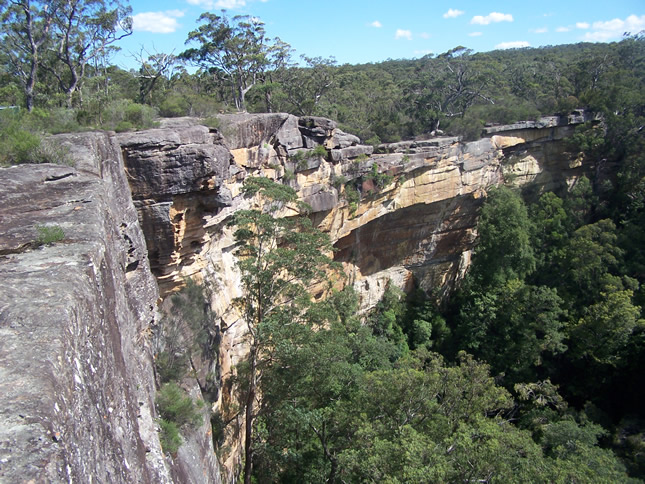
0 133 169 483
115 112 594 483
116 110 596 310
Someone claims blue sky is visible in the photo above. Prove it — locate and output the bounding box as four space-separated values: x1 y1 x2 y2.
115 0 645 69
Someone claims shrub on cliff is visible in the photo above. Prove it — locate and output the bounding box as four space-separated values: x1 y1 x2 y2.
156 382 203 454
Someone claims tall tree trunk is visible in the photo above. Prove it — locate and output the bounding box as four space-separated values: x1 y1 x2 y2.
264 88 273 113
243 348 257 484
25 73 36 112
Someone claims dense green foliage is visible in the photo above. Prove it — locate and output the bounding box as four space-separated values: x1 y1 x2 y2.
2 5 643 144
230 177 338 484
437 84 645 477
154 278 217 454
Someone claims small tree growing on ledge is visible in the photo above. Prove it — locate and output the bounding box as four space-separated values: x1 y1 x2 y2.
230 177 336 484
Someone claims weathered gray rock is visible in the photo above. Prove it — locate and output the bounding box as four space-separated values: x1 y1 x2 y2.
217 113 302 151
118 126 231 199
298 116 338 131
301 185 339 213
118 125 235 290
330 145 374 162
328 129 360 149
0 133 169 483
483 110 598 135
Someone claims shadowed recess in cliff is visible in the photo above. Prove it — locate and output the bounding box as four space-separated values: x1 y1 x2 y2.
333 193 482 277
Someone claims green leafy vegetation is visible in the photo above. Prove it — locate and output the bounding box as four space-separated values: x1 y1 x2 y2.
35 224 65 245
229 177 337 484
2 4 642 146
153 278 218 455
0 110 73 166
155 278 219 396
343 182 360 214
363 163 393 190
158 418 182 455
156 382 203 454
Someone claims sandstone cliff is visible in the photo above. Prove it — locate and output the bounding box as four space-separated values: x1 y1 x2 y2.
0 133 170 482
0 110 594 483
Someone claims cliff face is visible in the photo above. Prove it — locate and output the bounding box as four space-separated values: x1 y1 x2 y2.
0 133 169 482
0 110 593 483
120 111 594 307
115 111 592 481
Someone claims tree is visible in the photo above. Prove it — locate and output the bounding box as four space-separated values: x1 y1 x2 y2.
0 0 59 111
277 55 336 115
453 279 566 382
559 219 623 307
133 48 178 105
470 186 536 286
230 177 336 484
570 286 643 366
405 47 494 133
182 12 290 111
46 0 131 107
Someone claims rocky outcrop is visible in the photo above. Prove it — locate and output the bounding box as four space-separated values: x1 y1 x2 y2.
112 112 591 481
115 109 592 346
0 110 593 483
0 133 169 483
118 125 233 293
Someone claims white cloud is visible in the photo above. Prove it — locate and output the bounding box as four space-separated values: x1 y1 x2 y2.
496 41 530 49
186 0 247 8
576 22 590 29
443 9 464 19
468 31 483 37
530 27 548 34
133 10 184 34
556 26 570 32
415 49 434 56
395 29 412 40
471 12 513 25
370 20 382 28
420 32 430 39
584 14 645 41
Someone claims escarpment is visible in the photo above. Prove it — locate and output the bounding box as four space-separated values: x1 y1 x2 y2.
0 110 595 483
0 133 170 483
118 110 596 307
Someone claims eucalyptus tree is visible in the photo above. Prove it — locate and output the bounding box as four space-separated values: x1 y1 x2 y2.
406 46 493 133
182 12 292 111
0 0 59 111
47 0 132 107
230 177 336 484
277 55 336 115
133 48 178 105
